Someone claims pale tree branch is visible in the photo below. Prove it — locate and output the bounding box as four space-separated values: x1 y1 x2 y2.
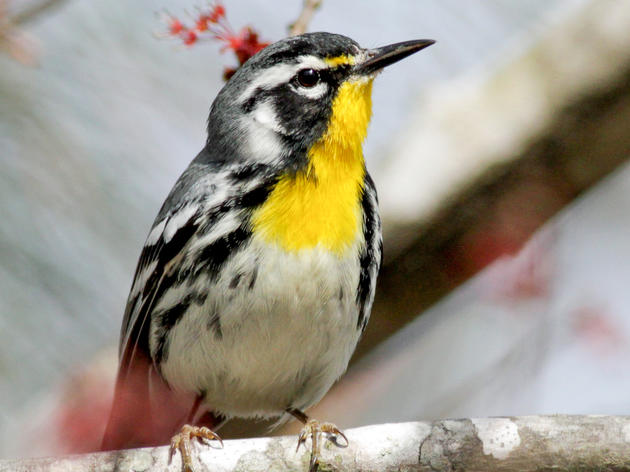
351 0 630 363
2 416 630 471
0 0 67 64
289 0 322 36
11 0 68 26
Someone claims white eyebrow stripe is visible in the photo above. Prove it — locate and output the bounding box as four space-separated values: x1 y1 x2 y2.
296 55 330 70
239 55 329 103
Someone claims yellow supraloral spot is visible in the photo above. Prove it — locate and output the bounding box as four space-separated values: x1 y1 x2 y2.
324 55 356 67
252 77 374 255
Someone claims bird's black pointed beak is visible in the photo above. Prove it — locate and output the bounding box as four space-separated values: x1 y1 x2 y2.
354 39 435 76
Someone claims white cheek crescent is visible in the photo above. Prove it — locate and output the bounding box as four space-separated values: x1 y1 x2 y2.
291 80 328 100
253 101 286 134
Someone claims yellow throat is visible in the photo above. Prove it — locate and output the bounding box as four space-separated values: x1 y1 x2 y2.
252 77 374 255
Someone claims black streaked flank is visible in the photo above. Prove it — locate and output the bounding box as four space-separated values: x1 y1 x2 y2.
356 174 381 332
206 305 223 340
248 265 258 290
229 273 242 289
356 250 372 332
152 303 189 366
152 292 207 365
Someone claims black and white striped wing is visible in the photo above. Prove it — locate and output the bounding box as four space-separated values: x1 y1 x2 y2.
101 156 230 450
101 160 274 450
102 196 204 449
119 205 201 368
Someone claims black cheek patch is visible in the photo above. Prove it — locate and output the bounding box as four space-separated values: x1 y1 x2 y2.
272 83 333 144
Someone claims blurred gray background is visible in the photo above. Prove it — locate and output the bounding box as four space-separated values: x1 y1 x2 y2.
2 0 629 458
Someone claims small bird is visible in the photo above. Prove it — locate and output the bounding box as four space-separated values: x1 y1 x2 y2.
101 32 433 471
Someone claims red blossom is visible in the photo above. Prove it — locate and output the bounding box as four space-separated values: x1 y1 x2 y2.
161 3 269 80
232 27 270 64
195 16 210 32
209 4 226 23
572 304 624 354
481 232 556 304
167 16 185 35
195 5 225 32
220 28 269 80
182 29 198 46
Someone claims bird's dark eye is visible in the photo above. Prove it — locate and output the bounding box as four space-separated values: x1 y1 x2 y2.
296 68 319 87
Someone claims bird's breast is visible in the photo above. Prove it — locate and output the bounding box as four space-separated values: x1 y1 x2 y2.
251 163 365 255
158 237 364 417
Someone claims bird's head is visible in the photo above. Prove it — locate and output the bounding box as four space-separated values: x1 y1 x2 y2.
206 32 434 171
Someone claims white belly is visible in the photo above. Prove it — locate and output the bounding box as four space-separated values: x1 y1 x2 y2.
158 236 362 419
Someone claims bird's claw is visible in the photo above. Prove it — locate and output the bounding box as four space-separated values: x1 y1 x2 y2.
296 419 348 472
169 424 223 472
320 422 348 448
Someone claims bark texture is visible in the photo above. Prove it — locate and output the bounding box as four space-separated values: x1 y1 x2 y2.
2 415 629 471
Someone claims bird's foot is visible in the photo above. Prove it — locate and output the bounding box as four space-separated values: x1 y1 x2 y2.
290 410 348 472
169 424 223 472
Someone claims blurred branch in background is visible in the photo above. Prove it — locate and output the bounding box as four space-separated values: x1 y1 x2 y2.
4 416 630 471
289 0 321 36
0 0 67 64
355 0 630 362
11 0 66 25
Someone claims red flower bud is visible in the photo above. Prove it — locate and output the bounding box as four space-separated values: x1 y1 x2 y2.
182 30 198 45
168 17 184 35
210 5 226 22
196 16 210 32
